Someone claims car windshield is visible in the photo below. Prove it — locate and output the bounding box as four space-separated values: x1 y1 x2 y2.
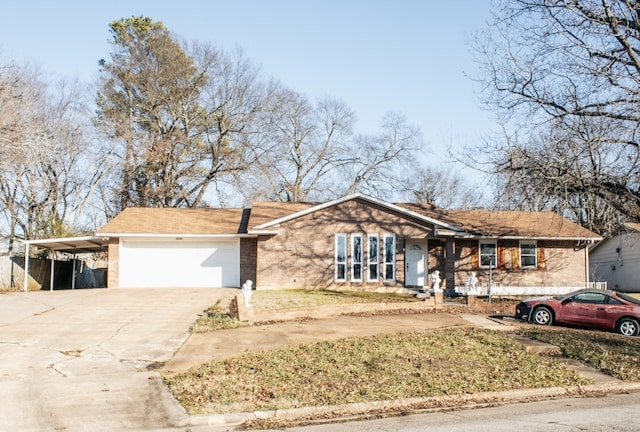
617 292 640 305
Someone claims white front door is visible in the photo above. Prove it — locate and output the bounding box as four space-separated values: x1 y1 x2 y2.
406 242 426 287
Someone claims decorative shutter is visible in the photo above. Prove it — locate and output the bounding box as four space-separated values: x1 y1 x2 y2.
471 244 479 269
537 242 546 270
498 243 506 268
511 244 520 269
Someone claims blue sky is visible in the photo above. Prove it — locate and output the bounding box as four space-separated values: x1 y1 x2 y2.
0 1 495 184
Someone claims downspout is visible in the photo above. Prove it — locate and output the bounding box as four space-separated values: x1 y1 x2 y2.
50 250 55 292
72 255 77 290
585 242 590 289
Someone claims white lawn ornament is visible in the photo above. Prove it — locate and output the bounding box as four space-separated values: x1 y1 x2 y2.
431 270 441 291
468 271 478 294
242 280 254 307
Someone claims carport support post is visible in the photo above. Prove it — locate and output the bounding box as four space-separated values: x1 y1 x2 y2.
71 256 76 290
23 244 29 292
50 252 55 292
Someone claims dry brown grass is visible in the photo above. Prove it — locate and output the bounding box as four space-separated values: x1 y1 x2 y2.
164 327 590 415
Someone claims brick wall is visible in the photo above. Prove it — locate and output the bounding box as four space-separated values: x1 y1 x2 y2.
240 237 257 286
255 198 433 290
454 239 587 288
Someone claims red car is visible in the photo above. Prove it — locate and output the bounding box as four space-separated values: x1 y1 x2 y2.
515 289 640 336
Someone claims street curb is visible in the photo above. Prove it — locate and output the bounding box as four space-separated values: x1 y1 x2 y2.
186 381 640 428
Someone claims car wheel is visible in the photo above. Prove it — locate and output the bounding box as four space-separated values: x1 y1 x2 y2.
531 306 553 325
617 318 640 336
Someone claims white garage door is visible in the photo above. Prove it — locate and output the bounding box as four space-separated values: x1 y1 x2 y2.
119 238 239 288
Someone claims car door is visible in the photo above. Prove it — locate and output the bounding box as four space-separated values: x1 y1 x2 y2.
557 292 607 327
594 295 628 330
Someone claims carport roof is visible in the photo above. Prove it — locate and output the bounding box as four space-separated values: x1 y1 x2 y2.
25 236 110 254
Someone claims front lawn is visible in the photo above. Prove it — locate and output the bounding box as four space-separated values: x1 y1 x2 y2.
519 327 640 381
164 328 590 414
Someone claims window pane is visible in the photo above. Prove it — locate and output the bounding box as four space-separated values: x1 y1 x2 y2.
353 237 362 262
385 263 394 280
353 263 362 280
335 235 347 281
384 235 395 281
368 235 378 281
337 236 346 262
480 243 496 267
385 239 394 263
369 265 378 280
369 237 378 260
352 235 363 281
520 243 537 267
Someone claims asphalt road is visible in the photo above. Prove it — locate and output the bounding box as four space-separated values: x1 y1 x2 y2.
257 391 640 432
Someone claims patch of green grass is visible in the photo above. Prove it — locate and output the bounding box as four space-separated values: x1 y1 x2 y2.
192 302 248 333
519 327 640 381
164 328 590 414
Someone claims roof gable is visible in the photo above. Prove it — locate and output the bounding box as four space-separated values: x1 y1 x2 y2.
248 193 462 233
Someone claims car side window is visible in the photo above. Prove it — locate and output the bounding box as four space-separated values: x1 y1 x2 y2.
607 296 623 305
573 293 607 304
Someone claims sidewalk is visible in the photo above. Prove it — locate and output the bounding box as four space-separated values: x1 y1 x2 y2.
163 312 468 374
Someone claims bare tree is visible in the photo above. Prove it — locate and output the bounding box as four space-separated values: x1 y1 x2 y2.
400 166 485 209
236 91 356 202
342 112 422 199
96 17 268 210
472 0 640 232
0 61 107 238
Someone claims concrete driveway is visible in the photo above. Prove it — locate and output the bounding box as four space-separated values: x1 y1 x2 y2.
0 287 236 432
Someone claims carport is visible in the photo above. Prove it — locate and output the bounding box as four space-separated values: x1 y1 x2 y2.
23 236 110 291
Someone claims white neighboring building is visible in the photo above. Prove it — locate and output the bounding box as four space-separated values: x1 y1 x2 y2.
590 223 640 292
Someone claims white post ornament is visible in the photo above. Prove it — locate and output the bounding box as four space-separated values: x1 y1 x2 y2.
242 280 254 307
468 271 478 294
431 270 442 292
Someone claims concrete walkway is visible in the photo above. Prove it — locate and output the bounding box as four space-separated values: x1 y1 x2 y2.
164 312 469 374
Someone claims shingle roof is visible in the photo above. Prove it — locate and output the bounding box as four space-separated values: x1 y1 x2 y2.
395 203 598 239
624 223 640 233
95 197 601 240
445 209 599 239
247 202 316 229
96 207 246 235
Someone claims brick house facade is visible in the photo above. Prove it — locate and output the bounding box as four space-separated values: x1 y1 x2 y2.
93 193 601 291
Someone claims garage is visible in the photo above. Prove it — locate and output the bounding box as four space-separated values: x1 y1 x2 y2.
118 237 239 288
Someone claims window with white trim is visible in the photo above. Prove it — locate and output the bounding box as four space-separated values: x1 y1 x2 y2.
352 234 363 282
384 234 395 281
368 234 379 281
520 241 537 268
335 234 347 281
479 241 497 268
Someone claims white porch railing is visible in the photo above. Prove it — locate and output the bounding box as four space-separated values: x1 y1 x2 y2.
453 282 608 297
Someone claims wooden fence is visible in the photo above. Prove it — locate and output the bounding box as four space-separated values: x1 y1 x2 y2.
0 255 104 291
